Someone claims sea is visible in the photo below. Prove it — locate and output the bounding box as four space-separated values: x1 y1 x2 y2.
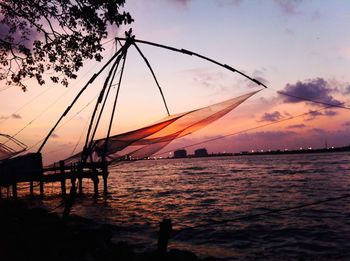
19 152 350 259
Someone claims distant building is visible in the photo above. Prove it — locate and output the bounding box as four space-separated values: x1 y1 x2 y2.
174 149 187 158
194 148 208 157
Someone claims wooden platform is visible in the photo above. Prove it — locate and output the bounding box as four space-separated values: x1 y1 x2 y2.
0 153 109 199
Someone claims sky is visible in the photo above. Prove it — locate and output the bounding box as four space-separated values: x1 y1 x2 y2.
1 0 350 164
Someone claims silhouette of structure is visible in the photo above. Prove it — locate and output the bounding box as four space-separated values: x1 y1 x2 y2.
174 149 187 158
194 148 208 157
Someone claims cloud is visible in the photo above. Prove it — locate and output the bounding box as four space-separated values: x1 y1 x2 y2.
324 110 337 116
235 130 296 142
285 28 295 36
11 113 21 119
345 85 350 94
0 16 40 46
50 133 59 138
166 0 191 7
0 115 8 120
280 78 342 106
215 0 243 7
288 124 306 129
188 68 229 94
312 128 326 134
344 121 350 127
305 110 322 121
247 69 269 88
305 109 338 121
259 111 283 122
273 0 303 15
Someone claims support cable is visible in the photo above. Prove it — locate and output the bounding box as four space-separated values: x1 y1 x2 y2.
132 42 170 116
37 43 129 153
116 37 267 89
82 50 125 162
102 49 128 161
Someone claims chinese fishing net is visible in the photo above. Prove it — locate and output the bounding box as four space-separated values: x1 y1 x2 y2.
64 90 260 164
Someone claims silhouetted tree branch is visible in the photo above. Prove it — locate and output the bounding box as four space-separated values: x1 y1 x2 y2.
0 0 133 90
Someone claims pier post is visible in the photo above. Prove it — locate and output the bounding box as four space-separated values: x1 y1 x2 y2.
93 175 99 197
59 161 66 197
29 181 34 195
39 180 44 197
12 183 17 199
157 218 172 254
0 186 2 199
78 177 83 194
102 163 108 195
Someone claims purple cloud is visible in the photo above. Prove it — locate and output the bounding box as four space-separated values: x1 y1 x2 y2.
273 0 303 15
344 121 350 127
190 68 229 93
260 111 283 122
324 110 338 116
0 16 40 46
345 85 350 94
216 0 243 7
281 78 342 106
246 69 269 88
308 110 323 117
235 130 296 142
312 128 326 134
11 113 21 119
50 133 59 138
305 109 338 121
288 124 306 129
167 0 191 7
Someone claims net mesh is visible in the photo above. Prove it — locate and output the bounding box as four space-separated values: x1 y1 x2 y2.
0 134 27 161
64 90 260 163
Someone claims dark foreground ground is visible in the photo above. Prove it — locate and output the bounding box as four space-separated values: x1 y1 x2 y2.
0 199 219 261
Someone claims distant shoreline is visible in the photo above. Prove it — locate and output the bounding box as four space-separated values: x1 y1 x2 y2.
232 145 350 156
171 145 350 159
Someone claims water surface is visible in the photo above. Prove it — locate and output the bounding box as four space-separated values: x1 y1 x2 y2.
23 152 350 259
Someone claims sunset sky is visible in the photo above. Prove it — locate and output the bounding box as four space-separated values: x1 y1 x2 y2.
1 0 349 164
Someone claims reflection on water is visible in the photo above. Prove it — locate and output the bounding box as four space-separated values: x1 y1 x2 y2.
22 152 350 259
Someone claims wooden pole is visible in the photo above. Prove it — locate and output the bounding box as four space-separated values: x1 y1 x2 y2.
78 177 83 194
12 183 17 199
39 180 44 197
0 186 2 199
102 164 108 195
29 181 34 195
62 184 77 222
157 219 172 254
59 161 66 197
93 175 99 197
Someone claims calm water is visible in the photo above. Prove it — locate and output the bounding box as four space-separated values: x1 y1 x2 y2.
24 152 350 259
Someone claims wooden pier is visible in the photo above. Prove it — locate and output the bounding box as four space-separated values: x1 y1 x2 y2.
0 153 109 199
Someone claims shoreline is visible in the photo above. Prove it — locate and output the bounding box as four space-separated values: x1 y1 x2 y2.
169 145 350 159
0 199 219 261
